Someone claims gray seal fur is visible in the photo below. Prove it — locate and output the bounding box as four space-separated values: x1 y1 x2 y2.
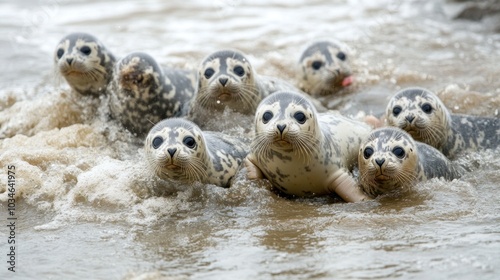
145 118 249 188
358 127 463 197
385 87 500 159
109 52 196 137
54 32 116 96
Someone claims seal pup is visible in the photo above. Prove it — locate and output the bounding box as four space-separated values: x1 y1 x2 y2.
145 118 249 188
297 40 353 97
385 87 500 158
187 49 298 127
244 91 372 202
109 52 196 137
54 32 116 96
358 127 463 197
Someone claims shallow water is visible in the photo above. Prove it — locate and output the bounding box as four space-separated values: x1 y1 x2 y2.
1 0 500 279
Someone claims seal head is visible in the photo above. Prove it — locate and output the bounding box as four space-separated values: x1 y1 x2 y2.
194 49 261 114
386 87 500 158
386 87 451 151
145 118 248 187
298 40 352 96
54 32 115 96
109 52 195 136
359 127 462 197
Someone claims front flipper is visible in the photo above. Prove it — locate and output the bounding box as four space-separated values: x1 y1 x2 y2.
244 155 265 180
328 169 371 202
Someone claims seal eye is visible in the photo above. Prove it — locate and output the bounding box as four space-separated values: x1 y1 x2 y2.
311 61 323 70
293 112 307 124
204 68 215 79
152 136 163 149
262 111 273 124
80 46 91 55
57 48 64 59
421 103 433 114
183 136 196 149
233 66 245 77
392 146 405 158
392 106 402 117
363 147 374 159
336 51 346 61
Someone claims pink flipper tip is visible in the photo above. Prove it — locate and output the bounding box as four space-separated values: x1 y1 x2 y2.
341 76 353 87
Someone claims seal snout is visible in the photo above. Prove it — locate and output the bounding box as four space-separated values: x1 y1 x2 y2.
405 114 415 123
277 124 287 134
167 148 177 157
375 158 385 167
66 57 74 65
219 77 228 86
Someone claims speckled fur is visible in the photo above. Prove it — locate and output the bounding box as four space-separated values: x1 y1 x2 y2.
297 40 352 97
386 87 500 159
358 127 462 197
109 52 196 137
246 91 371 197
188 49 296 125
54 32 116 96
145 118 248 187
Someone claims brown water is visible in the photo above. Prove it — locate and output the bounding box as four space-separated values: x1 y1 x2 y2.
1 0 500 279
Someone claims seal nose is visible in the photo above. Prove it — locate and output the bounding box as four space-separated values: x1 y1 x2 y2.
167 148 177 157
375 158 385 167
405 115 415 123
66 58 73 65
277 124 286 134
219 77 228 86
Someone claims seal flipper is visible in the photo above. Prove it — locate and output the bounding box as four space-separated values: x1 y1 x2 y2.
328 169 371 202
244 155 265 180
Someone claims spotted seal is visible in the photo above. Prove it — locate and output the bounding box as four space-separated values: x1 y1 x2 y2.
145 118 249 187
109 52 196 137
385 87 500 158
54 32 116 96
297 40 353 97
244 91 372 202
358 127 462 197
187 49 298 126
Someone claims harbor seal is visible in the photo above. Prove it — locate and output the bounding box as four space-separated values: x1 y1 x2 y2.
358 127 462 197
187 49 297 127
385 87 500 158
145 118 249 188
109 52 196 137
244 91 372 202
54 32 116 96
297 40 353 97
